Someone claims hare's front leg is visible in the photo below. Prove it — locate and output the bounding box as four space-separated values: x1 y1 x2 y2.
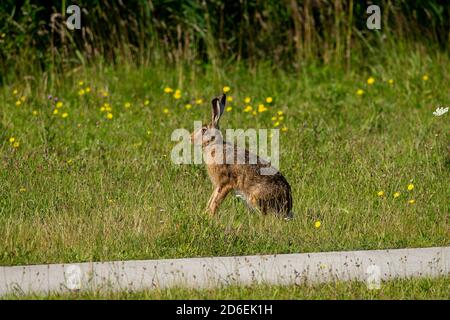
208 185 232 216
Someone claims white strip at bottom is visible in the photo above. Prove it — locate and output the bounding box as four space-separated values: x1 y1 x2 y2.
1 246 448 296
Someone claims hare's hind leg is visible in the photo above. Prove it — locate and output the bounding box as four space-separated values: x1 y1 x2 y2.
208 185 232 216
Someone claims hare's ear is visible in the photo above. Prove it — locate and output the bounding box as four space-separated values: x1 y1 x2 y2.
211 94 226 128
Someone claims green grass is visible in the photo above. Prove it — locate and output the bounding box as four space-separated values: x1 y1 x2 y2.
6 277 449 300
0 46 449 269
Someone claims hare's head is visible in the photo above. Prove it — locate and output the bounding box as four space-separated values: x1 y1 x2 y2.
191 94 226 147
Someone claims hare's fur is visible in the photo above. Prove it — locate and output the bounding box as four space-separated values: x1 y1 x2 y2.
191 94 293 219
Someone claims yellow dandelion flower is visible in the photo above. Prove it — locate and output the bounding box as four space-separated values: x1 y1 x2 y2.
32 110 38 116
278 116 284 121
15 100 21 106
408 199 416 204
164 87 173 93
314 221 321 229
393 192 400 199
243 105 253 112
20 96 26 102
78 89 85 96
147 130 151 136
56 101 63 108
223 86 231 93
377 191 384 197
407 183 414 191
195 99 203 105
277 111 284 116
85 87 91 93
163 108 169 114
124 102 131 108
281 127 288 132
357 89 364 96
78 81 84 86
53 109 59 115
258 104 268 113
100 106 106 112
13 141 20 148
61 112 68 118
388 79 394 85
244 97 251 104
273 121 280 127
252 111 257 116
422 75 429 81
19 187 26 192
173 90 181 99
185 104 192 110
106 113 113 119
102 91 108 97
226 106 232 112
8 137 15 143
271 116 277 121
266 97 273 103
12 89 18 95
144 100 150 106
367 77 375 85
227 96 233 102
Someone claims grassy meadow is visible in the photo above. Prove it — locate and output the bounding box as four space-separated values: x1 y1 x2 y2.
0 1 449 300
1 47 449 268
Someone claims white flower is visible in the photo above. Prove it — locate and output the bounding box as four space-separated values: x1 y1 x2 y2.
433 107 448 117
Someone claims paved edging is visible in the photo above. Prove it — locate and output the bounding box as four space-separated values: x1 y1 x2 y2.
1 246 448 296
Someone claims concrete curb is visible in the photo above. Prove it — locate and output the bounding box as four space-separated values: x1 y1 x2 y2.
1 246 449 296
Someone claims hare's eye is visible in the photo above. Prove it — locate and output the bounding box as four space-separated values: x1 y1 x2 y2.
202 127 207 133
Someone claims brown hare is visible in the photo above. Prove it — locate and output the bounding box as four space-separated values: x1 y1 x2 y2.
191 94 293 220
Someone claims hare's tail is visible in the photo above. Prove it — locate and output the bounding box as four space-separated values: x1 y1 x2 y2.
284 211 295 221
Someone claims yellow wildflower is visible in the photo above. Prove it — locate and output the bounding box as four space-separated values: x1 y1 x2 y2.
13 142 20 148
173 90 181 99
314 221 321 229
195 99 203 105
61 112 68 118
407 183 414 191
19 187 26 192
243 105 253 112
393 192 400 199
12 89 18 95
53 109 59 115
144 100 150 106
32 110 38 116
277 111 284 116
56 101 63 108
85 87 91 93
124 102 131 108
106 113 113 120
164 87 173 93
15 100 21 106
377 191 384 197
357 89 364 96
281 127 288 132
20 96 26 102
258 104 268 113
78 81 84 86
367 77 375 85
163 108 169 114
227 96 233 102
185 104 192 110
8 137 15 143
223 86 231 93
226 106 232 112
273 121 280 127
388 79 394 85
266 97 273 103
78 89 85 96
408 199 416 204
422 75 429 81
244 97 251 104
